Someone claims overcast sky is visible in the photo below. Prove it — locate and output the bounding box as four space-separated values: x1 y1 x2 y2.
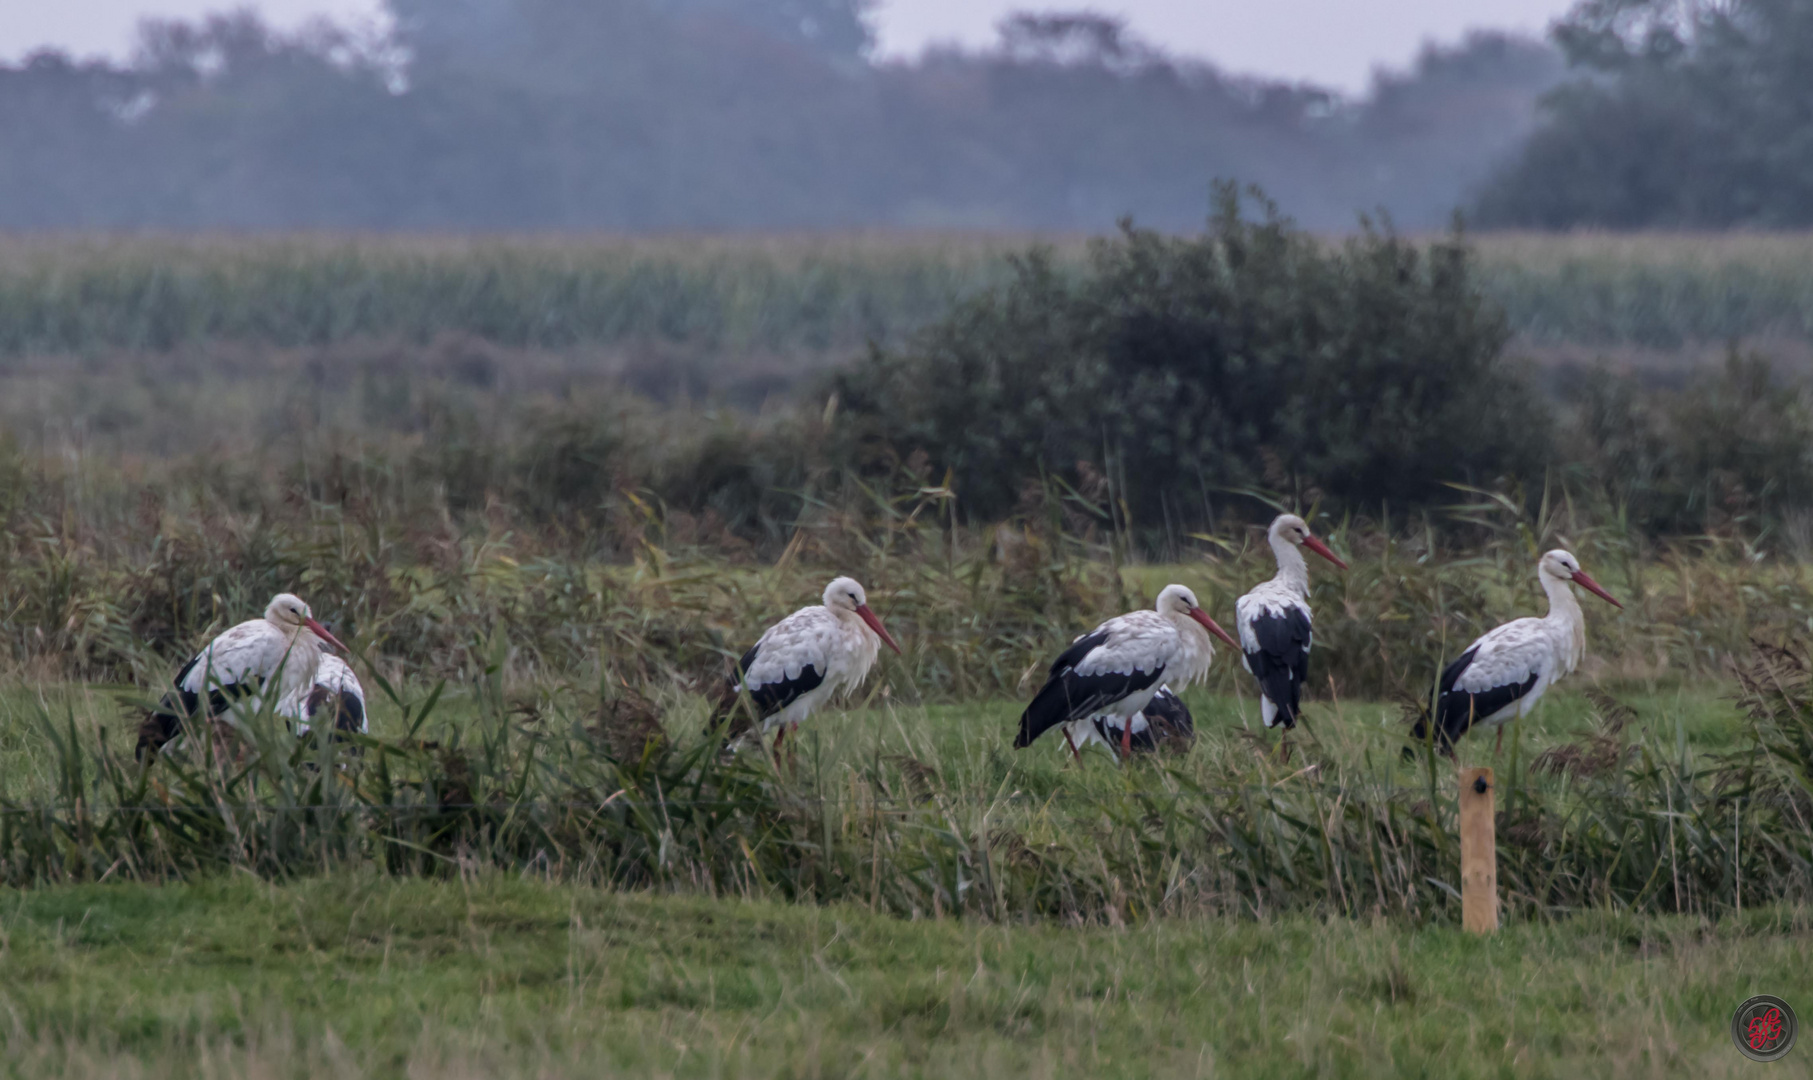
0 0 1578 93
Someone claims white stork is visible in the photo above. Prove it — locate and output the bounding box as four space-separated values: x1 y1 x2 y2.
709 576 901 763
281 654 368 739
1088 686 1195 759
1408 549 1622 757
1016 584 1239 761
137 593 348 759
1235 514 1347 736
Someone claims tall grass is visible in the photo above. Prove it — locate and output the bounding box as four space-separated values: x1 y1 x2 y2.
2 626 1810 924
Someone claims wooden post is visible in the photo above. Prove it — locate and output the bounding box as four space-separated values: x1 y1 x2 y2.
1459 766 1498 934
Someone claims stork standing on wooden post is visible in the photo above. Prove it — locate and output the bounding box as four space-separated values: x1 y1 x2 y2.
137 593 349 759
1408 549 1622 757
1235 514 1347 753
1015 584 1239 763
709 576 901 768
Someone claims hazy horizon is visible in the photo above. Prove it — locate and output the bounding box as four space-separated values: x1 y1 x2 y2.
1 0 1576 94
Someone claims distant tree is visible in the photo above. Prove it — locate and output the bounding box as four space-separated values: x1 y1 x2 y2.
1476 0 1813 227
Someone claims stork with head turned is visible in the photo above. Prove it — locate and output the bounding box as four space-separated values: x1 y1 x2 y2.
1016 584 1239 762
709 576 901 766
137 593 349 759
280 653 368 740
1409 549 1622 757
1088 686 1196 759
1236 514 1347 742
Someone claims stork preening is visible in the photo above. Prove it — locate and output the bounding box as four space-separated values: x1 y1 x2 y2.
281 654 368 740
1235 514 1347 742
1408 549 1622 757
137 593 348 760
1088 686 1195 758
1016 585 1239 762
709 576 901 766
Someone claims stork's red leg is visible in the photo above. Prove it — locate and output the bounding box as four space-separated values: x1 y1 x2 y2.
771 723 788 770
1120 719 1133 761
1063 728 1082 765
1494 725 1505 757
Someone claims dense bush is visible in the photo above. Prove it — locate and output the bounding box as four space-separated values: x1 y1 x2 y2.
833 186 1549 521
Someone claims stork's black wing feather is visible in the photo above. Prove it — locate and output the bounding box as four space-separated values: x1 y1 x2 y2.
1245 608 1312 729
1437 647 1479 697
1016 631 1164 749
1047 630 1110 677
708 642 826 738
1142 688 1195 745
136 653 263 760
1435 669 1539 745
306 685 367 736
1405 646 1538 753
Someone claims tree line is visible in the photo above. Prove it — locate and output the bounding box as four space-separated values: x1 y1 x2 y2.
0 1 1557 232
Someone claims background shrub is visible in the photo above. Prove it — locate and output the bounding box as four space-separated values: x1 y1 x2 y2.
833 185 1549 523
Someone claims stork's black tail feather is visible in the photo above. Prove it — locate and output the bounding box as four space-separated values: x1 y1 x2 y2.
1400 696 1457 760
135 694 188 761
1015 678 1077 749
1259 669 1302 730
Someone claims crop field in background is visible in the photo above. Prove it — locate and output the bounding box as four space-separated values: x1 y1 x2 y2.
5 230 1813 366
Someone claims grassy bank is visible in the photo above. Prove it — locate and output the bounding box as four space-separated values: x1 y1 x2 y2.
0 873 1807 1078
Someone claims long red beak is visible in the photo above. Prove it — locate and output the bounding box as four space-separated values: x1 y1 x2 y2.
1190 607 1242 651
1570 571 1623 609
306 618 348 652
856 604 902 654
1302 534 1349 570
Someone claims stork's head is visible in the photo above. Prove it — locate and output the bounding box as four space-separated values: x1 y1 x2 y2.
264 593 349 652
1155 583 1240 650
823 576 902 654
1540 550 1623 608
1269 514 1348 570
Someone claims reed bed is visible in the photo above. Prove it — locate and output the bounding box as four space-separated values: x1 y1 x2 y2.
1 627 1809 926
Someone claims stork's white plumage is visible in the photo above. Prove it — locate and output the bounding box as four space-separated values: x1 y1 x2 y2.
1409 549 1623 756
1016 584 1239 761
710 576 901 761
281 653 368 738
1235 514 1347 732
138 593 349 758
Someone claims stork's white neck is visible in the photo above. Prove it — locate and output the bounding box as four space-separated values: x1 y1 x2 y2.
1163 610 1215 689
1539 567 1587 675
267 619 324 696
1268 531 1310 596
829 604 882 690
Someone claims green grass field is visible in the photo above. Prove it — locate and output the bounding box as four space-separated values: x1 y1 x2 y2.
1 873 1807 1078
